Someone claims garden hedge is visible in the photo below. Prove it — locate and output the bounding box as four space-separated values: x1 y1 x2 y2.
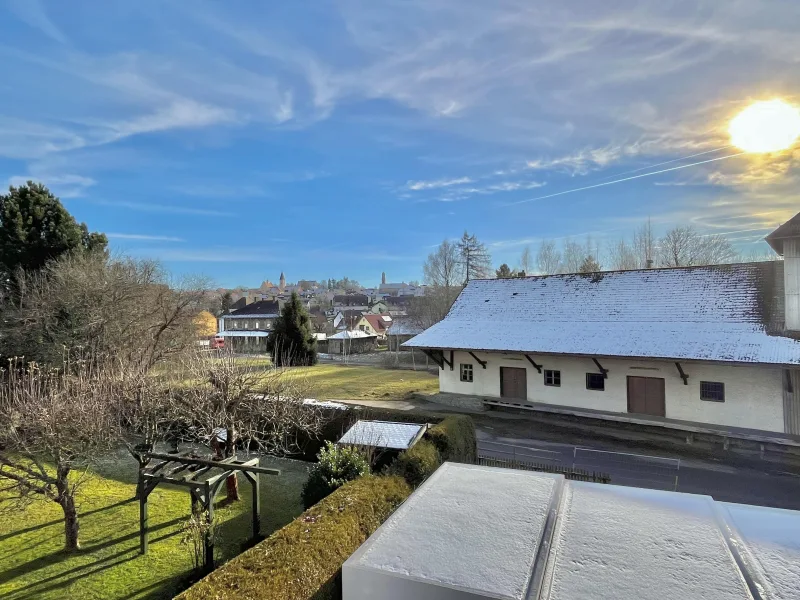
177 475 411 600
425 415 477 463
386 439 442 487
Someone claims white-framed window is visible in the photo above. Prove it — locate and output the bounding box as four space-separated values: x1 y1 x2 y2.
700 381 725 402
544 369 561 387
460 363 474 383
586 373 605 391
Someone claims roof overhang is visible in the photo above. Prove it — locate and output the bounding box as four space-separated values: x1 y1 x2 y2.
401 345 800 368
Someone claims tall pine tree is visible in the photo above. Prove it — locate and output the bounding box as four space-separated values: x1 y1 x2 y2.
267 292 318 366
0 182 107 283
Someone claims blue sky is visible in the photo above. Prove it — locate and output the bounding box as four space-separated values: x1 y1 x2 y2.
1 0 799 287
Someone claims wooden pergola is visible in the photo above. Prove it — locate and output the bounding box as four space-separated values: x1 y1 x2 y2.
138 451 280 572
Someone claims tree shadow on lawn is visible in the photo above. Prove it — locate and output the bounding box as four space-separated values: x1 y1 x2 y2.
9 526 185 600
0 498 136 544
0 516 184 587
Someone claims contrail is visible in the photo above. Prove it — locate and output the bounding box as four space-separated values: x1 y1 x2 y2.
509 151 746 206
597 145 732 181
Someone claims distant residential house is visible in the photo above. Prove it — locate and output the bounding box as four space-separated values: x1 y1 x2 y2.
328 330 378 354
387 318 424 351
405 216 800 436
368 299 389 314
333 294 370 311
218 300 280 353
356 314 393 340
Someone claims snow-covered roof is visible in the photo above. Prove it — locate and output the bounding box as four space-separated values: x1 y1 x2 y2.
329 330 377 339
344 462 800 600
312 333 327 341
388 318 425 336
338 420 426 450
404 262 800 365
217 330 270 337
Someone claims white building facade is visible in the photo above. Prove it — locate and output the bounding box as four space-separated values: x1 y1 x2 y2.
405 215 800 436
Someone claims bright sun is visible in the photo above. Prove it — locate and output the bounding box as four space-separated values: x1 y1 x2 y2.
729 99 800 153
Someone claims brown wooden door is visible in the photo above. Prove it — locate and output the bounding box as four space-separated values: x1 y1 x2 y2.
627 376 666 417
501 367 527 400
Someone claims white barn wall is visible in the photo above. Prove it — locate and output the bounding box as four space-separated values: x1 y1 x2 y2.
439 351 785 433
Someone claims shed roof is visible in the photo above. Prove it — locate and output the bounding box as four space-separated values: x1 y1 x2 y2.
329 329 377 340
388 318 425 336
338 420 426 450
404 262 800 365
344 463 800 600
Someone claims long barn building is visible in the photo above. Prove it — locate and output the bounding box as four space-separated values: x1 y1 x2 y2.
405 215 800 436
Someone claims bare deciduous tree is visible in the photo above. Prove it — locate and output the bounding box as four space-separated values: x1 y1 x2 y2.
423 240 463 288
519 246 533 275
166 350 326 501
1 252 208 373
407 285 461 328
607 238 639 271
536 240 562 275
0 357 127 551
658 226 739 267
562 239 585 273
633 219 656 268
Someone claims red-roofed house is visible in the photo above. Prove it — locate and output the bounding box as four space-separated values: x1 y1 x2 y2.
356 313 393 340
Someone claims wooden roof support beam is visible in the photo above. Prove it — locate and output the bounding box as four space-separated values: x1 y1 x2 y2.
592 358 609 378
144 452 279 476
675 362 689 385
421 348 444 370
524 354 542 373
469 351 487 369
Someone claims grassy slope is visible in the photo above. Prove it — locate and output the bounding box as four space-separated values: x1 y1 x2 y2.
0 453 309 600
297 364 439 400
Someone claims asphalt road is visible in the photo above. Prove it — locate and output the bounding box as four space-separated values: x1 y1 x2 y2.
477 428 800 510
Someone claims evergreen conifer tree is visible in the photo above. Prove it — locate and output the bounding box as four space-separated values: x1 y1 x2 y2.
267 292 318 366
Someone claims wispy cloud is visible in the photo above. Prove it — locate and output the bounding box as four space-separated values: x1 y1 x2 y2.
170 183 268 198
406 177 473 190
8 173 96 198
107 233 185 242
91 199 235 217
6 0 67 44
131 247 278 262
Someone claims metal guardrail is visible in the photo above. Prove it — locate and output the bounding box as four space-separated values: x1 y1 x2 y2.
477 456 611 483
478 441 681 491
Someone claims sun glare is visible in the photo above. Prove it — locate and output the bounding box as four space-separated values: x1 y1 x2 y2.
729 99 800 153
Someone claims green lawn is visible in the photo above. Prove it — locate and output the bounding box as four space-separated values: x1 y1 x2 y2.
295 364 439 401
0 452 309 600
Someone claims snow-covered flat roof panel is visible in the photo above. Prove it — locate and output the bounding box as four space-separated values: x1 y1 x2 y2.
347 463 560 600
720 502 800 599
344 465 800 600
338 420 426 450
403 263 800 365
544 483 751 600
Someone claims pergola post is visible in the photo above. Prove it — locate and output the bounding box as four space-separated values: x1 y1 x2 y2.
135 451 279 567
204 480 215 573
243 471 261 539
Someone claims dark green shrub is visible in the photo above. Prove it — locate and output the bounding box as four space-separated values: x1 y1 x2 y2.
426 415 476 463
302 442 370 509
177 475 412 600
387 439 441 487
